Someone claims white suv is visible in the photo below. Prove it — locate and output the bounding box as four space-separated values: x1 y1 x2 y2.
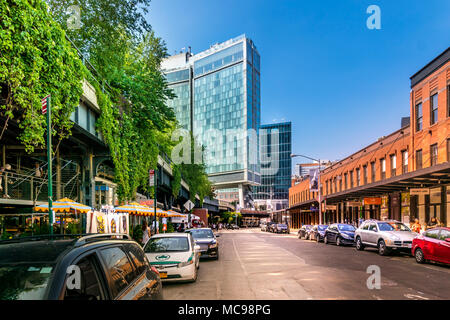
355 220 418 256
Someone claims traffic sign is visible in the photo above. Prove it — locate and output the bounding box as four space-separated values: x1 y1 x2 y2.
184 200 194 211
149 169 155 186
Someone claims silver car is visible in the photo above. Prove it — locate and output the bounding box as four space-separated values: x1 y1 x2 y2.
355 220 418 256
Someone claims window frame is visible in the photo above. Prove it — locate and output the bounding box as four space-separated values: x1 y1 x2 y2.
430 93 438 125
415 102 423 132
430 143 438 166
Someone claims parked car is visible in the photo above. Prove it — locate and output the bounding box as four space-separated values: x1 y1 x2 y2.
186 228 219 259
355 220 418 255
267 222 277 233
310 224 329 242
0 234 163 300
324 223 356 246
144 233 200 282
412 227 450 265
297 225 312 239
275 223 289 234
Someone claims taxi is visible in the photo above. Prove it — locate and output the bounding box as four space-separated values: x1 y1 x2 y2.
144 233 200 282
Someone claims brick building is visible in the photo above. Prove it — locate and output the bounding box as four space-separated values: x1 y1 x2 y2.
289 47 450 229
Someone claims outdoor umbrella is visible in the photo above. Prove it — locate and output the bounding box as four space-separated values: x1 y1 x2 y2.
115 202 153 216
34 198 91 234
147 207 169 218
34 197 91 213
166 210 185 218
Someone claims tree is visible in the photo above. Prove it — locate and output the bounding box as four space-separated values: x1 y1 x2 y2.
0 0 85 153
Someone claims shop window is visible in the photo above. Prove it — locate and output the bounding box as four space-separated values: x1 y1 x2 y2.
430 93 438 125
415 102 423 131
430 144 438 166
402 150 408 174
416 149 423 170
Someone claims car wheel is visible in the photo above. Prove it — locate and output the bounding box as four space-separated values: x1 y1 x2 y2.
324 235 328 244
336 237 341 246
355 237 364 251
316 235 320 242
414 248 425 264
378 240 390 256
191 266 198 282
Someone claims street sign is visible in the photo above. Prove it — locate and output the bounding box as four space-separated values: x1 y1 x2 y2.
41 95 49 114
184 200 194 211
149 169 155 186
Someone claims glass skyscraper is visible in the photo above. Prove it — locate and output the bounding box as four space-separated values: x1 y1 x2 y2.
254 122 292 211
162 35 261 208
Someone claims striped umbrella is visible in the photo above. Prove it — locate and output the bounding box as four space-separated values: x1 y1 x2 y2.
115 202 153 216
166 210 185 218
34 198 91 214
147 207 169 218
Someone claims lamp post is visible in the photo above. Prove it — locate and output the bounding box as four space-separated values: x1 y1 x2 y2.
291 154 323 225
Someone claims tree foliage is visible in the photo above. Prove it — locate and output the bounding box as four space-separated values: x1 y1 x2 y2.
0 0 85 153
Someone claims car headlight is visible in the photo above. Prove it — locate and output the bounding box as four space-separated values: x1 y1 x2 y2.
178 259 194 268
341 233 352 239
209 242 218 248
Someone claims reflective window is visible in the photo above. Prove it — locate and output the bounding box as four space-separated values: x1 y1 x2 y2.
194 43 244 76
99 247 135 297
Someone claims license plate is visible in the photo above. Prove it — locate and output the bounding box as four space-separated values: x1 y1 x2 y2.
159 272 167 279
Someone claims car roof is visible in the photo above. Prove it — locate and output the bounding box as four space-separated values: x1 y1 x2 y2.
151 232 190 238
186 228 213 231
0 240 75 265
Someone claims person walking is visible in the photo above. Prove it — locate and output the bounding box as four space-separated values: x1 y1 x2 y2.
142 220 150 246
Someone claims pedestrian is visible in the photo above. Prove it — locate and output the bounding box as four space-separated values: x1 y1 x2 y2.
142 220 150 246
426 217 440 230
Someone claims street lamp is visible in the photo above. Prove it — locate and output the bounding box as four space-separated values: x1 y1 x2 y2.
291 153 323 225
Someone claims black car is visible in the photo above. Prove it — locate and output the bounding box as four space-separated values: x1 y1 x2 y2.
297 225 312 239
0 234 163 300
310 224 329 242
186 228 219 259
324 223 356 246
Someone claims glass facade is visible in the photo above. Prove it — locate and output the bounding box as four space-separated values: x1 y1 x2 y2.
167 81 191 130
163 36 261 187
254 122 292 201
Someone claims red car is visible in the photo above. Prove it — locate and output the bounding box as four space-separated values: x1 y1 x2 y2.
412 227 450 265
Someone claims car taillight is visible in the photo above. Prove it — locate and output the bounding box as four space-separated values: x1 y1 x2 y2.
151 266 159 275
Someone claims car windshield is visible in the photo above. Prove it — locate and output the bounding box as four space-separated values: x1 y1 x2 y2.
0 264 54 300
338 224 356 231
378 222 411 232
278 224 287 227
145 237 189 253
318 225 328 231
305 225 312 230
188 229 214 239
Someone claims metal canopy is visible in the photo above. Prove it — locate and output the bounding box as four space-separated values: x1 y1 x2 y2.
324 162 450 203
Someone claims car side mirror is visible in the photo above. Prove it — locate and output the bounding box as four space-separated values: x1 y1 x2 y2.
194 245 201 251
445 238 450 243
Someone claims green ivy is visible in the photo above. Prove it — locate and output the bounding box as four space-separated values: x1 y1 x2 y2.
0 0 85 153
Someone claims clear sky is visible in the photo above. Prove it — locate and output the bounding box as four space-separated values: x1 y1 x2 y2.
147 0 450 167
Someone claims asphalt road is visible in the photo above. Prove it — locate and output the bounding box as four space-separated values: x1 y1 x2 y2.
162 229 450 300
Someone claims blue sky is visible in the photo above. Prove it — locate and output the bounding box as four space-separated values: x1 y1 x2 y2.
147 0 450 166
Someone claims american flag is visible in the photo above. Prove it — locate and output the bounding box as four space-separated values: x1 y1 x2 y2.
41 95 50 114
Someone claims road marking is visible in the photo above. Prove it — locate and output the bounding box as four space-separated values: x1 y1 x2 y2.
404 293 429 300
